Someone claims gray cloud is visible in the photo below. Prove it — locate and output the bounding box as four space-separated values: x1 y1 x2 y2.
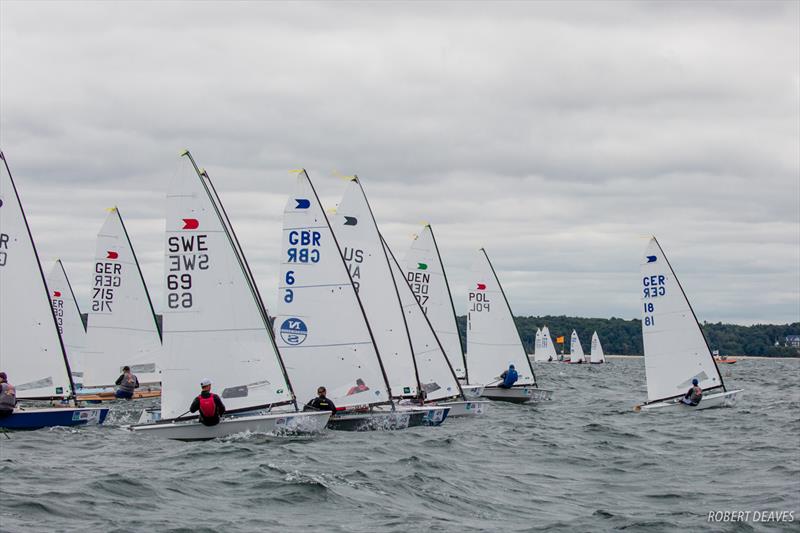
2 0 798 325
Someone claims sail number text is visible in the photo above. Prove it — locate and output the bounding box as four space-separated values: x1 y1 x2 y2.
642 275 667 327
167 234 209 309
92 262 121 312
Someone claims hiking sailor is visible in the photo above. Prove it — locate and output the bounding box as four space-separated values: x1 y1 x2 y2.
189 378 226 426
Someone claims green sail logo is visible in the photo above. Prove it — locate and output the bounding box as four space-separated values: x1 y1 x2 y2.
417 263 428 270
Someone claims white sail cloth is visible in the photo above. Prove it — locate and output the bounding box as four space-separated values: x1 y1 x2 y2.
47 261 87 384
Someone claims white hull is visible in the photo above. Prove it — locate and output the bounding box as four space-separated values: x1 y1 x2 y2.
403 405 451 425
438 400 489 416
481 386 553 403
460 384 485 399
129 411 330 441
639 389 743 412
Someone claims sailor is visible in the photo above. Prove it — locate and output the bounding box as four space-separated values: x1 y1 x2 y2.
497 364 518 389
114 366 140 400
347 378 369 396
0 372 16 419
190 378 226 426
681 378 703 406
306 386 337 414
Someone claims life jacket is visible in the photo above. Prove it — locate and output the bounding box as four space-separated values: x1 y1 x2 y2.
0 383 15 410
198 394 217 418
691 386 703 402
117 373 137 394
503 368 519 387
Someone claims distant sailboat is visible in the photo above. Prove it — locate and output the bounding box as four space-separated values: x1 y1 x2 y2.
130 152 329 439
590 331 605 364
82 207 162 390
635 237 742 411
532 328 542 358
47 260 87 387
0 151 108 429
534 326 559 362
466 249 552 403
568 330 585 364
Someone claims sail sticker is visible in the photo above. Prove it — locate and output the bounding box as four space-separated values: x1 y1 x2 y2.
295 199 311 209
287 230 321 264
182 218 199 230
343 216 358 226
342 247 364 291
92 258 122 313
417 262 428 270
53 290 61 297
476 283 486 290
106 251 119 260
0 231 7 267
406 270 430 312
647 255 657 263
468 285 490 312
280 318 308 345
166 230 209 310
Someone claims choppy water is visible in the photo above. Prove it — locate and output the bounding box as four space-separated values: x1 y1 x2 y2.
1 358 799 532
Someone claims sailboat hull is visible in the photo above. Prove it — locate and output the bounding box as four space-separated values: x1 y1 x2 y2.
406 406 450 426
639 389 743 412
481 386 553 403
328 410 420 431
460 384 485 399
0 407 110 430
438 400 489 416
129 411 330 441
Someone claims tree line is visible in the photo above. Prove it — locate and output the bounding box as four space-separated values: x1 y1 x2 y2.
455 315 800 357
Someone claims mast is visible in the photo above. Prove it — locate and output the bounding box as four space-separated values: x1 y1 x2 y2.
1 151 77 404
383 236 464 401
480 248 539 387
428 225 470 383
305 172 395 407
114 207 163 342
353 177 422 398
181 150 297 411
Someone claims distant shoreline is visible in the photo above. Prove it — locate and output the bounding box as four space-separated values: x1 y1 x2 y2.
604 355 799 361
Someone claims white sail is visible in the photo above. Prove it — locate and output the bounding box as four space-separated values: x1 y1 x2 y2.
0 153 73 399
384 238 460 402
332 178 419 399
466 249 537 387
159 154 295 419
275 171 391 409
641 237 724 403
47 260 87 385
590 331 605 363
534 328 542 354
402 225 468 380
537 326 558 361
83 208 162 387
569 330 585 362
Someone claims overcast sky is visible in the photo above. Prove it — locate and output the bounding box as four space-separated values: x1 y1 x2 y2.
1 1 798 325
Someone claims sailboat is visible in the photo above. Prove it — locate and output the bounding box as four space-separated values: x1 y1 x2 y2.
568 330 585 364
590 331 605 364
331 177 450 425
403 224 484 399
81 207 162 398
534 326 559 362
532 328 542 359
466 249 552 403
130 151 329 439
635 237 742 411
0 151 109 429
47 260 88 387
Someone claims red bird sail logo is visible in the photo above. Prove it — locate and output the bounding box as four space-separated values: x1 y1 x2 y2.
182 218 199 230
53 291 62 297
476 283 486 290
106 251 119 260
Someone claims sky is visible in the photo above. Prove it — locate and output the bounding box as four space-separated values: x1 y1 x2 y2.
1 1 798 325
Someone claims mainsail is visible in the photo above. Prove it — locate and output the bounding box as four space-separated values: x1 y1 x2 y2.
537 326 558 361
332 178 420 399
275 170 392 409
384 237 461 402
83 208 162 386
47 260 87 385
569 330 585 363
0 152 74 399
403 225 468 381
466 249 537 387
158 152 295 420
641 237 724 403
590 331 605 363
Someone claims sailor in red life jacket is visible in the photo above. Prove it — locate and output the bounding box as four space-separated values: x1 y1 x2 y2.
346 378 369 396
189 378 226 426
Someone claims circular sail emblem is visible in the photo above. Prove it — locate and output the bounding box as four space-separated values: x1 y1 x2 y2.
280 318 308 345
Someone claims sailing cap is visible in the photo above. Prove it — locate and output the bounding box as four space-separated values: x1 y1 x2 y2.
0 372 6 381
692 378 699 385
200 378 212 386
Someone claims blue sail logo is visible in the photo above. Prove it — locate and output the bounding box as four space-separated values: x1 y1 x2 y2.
646 255 657 263
295 199 310 209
